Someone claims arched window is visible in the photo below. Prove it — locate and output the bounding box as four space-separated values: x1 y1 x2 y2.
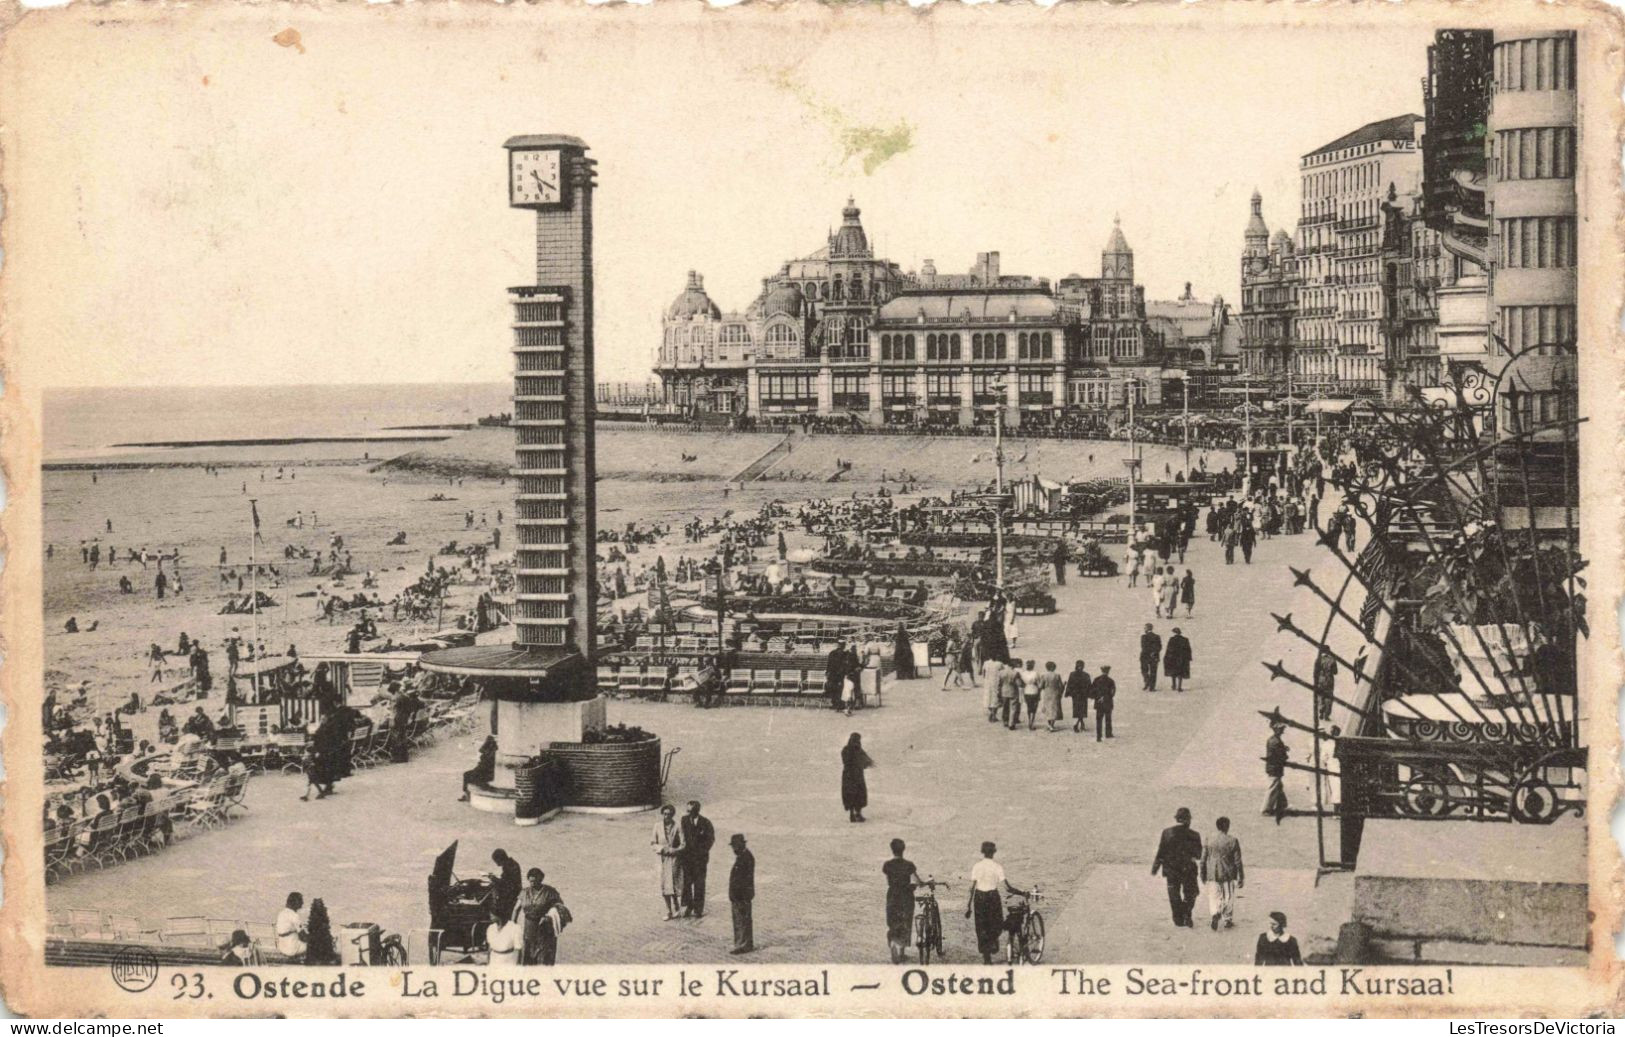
950 334 962 360
1018 332 1029 358
764 322 801 358
972 333 984 360
1042 332 1054 359
904 334 915 361
996 333 1007 360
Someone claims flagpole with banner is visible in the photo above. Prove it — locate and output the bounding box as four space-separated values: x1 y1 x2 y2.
249 499 262 678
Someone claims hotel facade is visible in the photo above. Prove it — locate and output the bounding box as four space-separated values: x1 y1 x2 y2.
654 202 1235 427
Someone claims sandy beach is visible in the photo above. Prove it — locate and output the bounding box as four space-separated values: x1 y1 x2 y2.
42 425 1223 746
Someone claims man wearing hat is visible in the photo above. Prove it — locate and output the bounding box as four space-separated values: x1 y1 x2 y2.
1263 719 1290 824
1254 911 1303 965
1150 807 1203 927
727 833 755 955
222 929 258 965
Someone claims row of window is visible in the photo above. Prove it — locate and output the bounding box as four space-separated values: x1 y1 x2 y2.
878 334 917 362
1497 216 1577 270
760 373 817 402
1494 35 1575 93
1493 127 1575 182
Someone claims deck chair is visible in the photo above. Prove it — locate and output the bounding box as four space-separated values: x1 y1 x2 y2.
67 909 107 938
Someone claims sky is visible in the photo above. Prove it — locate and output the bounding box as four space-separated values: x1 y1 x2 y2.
2 6 1444 391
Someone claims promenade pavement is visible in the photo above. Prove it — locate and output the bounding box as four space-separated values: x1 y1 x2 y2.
53 512 1347 965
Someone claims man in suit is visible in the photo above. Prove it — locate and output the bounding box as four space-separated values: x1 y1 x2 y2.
1200 816 1244 930
824 643 848 711
678 800 716 918
490 849 523 923
1150 807 1202 927
1139 624 1162 692
727 833 755 954
1263 720 1290 824
1091 666 1116 741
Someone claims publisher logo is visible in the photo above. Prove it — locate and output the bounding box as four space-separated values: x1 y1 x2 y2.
110 946 159 993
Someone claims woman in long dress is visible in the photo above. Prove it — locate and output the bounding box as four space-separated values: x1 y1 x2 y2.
892 624 915 681
841 733 872 823
1160 566 1181 618
516 868 564 965
882 838 919 963
652 804 684 920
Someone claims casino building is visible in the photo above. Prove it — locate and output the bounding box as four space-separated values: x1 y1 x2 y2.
654 204 1183 427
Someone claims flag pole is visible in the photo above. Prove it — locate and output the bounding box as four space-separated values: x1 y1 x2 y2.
249 499 261 684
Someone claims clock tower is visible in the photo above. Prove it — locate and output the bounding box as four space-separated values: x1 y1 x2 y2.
504 135 598 661
422 135 661 819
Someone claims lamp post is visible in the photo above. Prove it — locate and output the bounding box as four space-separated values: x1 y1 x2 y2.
1243 375 1253 496
1124 377 1140 539
1286 363 1295 451
991 377 1008 593
1181 377 1191 479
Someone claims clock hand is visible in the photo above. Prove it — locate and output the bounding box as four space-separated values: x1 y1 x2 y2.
530 170 557 193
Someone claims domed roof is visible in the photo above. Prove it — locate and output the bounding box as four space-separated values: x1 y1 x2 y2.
1272 228 1294 252
667 270 721 320
763 280 805 319
829 197 872 258
1104 215 1132 255
1245 190 1270 242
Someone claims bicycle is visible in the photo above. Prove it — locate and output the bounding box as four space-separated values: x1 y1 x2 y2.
912 878 949 964
1004 886 1046 965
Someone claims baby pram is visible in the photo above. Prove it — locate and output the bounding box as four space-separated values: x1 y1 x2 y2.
427 841 493 964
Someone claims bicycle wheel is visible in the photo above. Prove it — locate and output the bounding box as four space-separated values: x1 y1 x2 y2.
383 940 408 966
1024 912 1046 964
916 912 933 965
931 903 945 957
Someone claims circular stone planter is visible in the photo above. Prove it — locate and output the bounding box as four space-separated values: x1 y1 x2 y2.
544 738 662 813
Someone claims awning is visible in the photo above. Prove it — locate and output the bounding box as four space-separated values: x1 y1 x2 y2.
1305 399 1356 415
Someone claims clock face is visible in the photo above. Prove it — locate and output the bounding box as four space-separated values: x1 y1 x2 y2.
510 148 564 207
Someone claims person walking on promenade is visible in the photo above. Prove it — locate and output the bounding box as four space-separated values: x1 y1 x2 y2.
1164 628 1192 692
1222 521 1238 565
1092 666 1116 740
883 838 920 964
1052 541 1068 586
1312 645 1337 721
1150 565 1167 618
1000 659 1027 729
1255 912 1303 965
841 643 864 716
1139 624 1162 692
1036 661 1065 732
892 624 916 681
1065 660 1091 733
1021 659 1041 730
948 635 976 690
516 868 565 965
1200 816 1244 930
727 834 755 954
842 733 872 823
968 614 986 676
982 656 1005 722
1151 807 1203 928
1180 569 1196 617
1263 720 1290 823
1160 566 1180 618
1126 544 1142 588
825 641 849 711
1240 522 1256 565
678 800 716 918
653 803 685 920
964 842 1026 965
